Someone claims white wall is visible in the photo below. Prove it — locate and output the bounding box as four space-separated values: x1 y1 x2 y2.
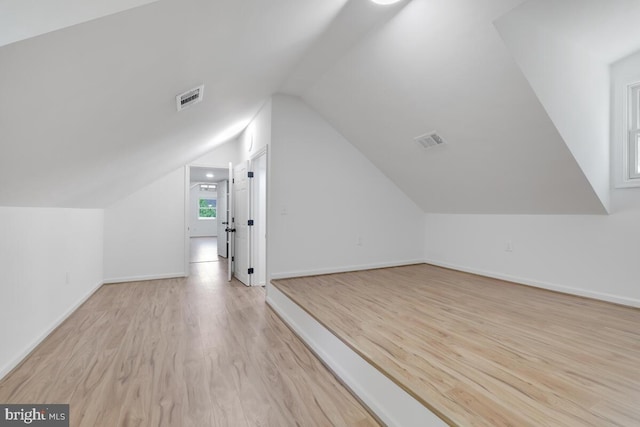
0 207 103 379
424 189 640 306
238 99 272 162
103 167 185 283
189 186 217 237
265 94 431 425
268 94 424 279
191 137 242 168
496 4 611 213
427 15 640 307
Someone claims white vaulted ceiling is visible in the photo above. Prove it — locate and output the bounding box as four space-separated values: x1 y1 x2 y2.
1 0 637 213
0 0 161 47
0 0 347 207
297 0 611 214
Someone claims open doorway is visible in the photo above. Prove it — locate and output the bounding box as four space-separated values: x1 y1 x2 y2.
187 166 228 265
185 146 267 287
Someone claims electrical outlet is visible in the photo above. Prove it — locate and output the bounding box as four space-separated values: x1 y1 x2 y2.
505 240 513 252
65 272 71 284
356 236 363 247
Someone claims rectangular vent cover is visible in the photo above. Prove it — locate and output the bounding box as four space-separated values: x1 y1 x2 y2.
176 85 204 111
415 131 446 149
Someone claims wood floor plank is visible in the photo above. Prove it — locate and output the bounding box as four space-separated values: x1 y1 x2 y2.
0 261 378 427
273 263 640 427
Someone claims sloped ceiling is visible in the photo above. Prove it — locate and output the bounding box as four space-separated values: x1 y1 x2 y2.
0 0 633 213
296 0 611 214
495 0 640 214
0 0 346 207
497 0 640 64
0 0 160 47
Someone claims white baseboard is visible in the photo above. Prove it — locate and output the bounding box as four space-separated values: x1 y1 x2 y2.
424 258 640 308
0 280 104 381
267 285 447 427
103 272 186 284
270 259 424 280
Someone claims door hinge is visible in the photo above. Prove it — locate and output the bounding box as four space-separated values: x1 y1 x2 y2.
248 219 254 226
248 268 254 275
232 256 235 262
248 171 254 178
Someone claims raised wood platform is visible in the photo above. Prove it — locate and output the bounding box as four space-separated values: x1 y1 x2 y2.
272 263 640 427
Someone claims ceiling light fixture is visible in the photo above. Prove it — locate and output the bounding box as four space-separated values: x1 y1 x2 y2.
370 0 402 4
206 173 214 178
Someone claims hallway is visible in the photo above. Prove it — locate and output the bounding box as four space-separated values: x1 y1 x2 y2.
190 237 219 263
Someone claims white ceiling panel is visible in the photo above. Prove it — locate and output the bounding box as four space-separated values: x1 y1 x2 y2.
300 0 607 213
0 0 160 47
0 0 634 213
0 0 346 207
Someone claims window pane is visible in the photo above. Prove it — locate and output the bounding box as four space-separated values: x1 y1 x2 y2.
199 198 217 218
634 85 640 129
636 90 640 129
636 134 640 174
199 199 216 208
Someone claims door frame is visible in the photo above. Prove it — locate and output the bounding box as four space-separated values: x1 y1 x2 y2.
216 178 229 259
184 162 230 276
184 166 191 277
228 161 234 281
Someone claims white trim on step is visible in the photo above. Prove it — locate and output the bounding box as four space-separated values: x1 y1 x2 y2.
270 259 424 280
266 285 447 427
102 272 186 284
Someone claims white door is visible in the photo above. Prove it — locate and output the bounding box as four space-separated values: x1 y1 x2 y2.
216 179 228 258
250 152 267 286
233 161 251 286
227 163 234 282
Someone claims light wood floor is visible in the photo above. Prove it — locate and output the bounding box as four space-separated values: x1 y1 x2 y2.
273 264 640 427
190 236 219 263
0 261 378 427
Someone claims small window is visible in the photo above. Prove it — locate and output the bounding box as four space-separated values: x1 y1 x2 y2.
629 83 640 179
612 53 640 188
199 184 216 192
199 198 216 219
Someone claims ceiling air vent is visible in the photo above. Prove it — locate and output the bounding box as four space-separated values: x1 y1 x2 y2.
176 85 204 111
415 131 446 149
